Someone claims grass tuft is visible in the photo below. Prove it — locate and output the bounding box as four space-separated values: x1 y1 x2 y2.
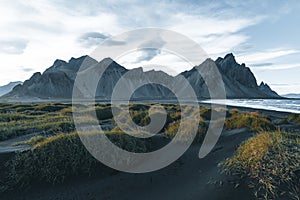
2 131 147 192
225 111 275 132
12 135 45 146
164 119 208 143
221 131 300 199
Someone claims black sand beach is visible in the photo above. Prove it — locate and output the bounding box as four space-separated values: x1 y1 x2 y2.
1 106 298 200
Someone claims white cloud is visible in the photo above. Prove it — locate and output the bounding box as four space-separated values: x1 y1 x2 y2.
0 39 28 54
0 0 124 85
0 0 285 87
168 13 261 57
77 32 110 47
270 83 300 95
117 51 191 76
253 63 300 70
203 34 250 56
236 49 299 64
170 14 260 37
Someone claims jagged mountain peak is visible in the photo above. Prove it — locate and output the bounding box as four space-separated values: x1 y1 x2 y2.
260 81 268 87
216 53 238 66
215 53 258 88
259 81 272 91
258 81 279 98
100 57 114 63
91 57 128 73
215 53 234 63
53 59 67 67
69 55 89 62
47 55 98 74
224 52 235 60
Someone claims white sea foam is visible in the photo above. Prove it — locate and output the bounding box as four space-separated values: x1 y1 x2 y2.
201 99 300 114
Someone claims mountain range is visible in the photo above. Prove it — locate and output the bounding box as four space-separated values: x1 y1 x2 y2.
3 53 281 100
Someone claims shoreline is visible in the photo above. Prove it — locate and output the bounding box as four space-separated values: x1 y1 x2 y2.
1 98 299 114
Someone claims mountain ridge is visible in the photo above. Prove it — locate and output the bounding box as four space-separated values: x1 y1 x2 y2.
3 53 281 100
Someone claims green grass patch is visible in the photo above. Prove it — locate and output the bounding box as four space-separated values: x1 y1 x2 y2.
95 106 114 120
78 106 116 121
1 131 147 192
0 113 32 122
12 135 45 146
0 103 77 141
35 104 67 112
274 113 300 125
129 104 150 111
130 111 150 126
200 106 212 120
164 119 208 143
221 131 300 199
276 118 289 125
287 113 300 125
225 111 275 132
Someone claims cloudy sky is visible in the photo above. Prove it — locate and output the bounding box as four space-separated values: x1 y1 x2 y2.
0 0 300 94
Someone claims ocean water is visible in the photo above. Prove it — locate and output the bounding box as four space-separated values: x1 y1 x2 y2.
201 99 300 114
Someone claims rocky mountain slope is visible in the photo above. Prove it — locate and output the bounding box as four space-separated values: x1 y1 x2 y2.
0 81 23 97
4 53 281 100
